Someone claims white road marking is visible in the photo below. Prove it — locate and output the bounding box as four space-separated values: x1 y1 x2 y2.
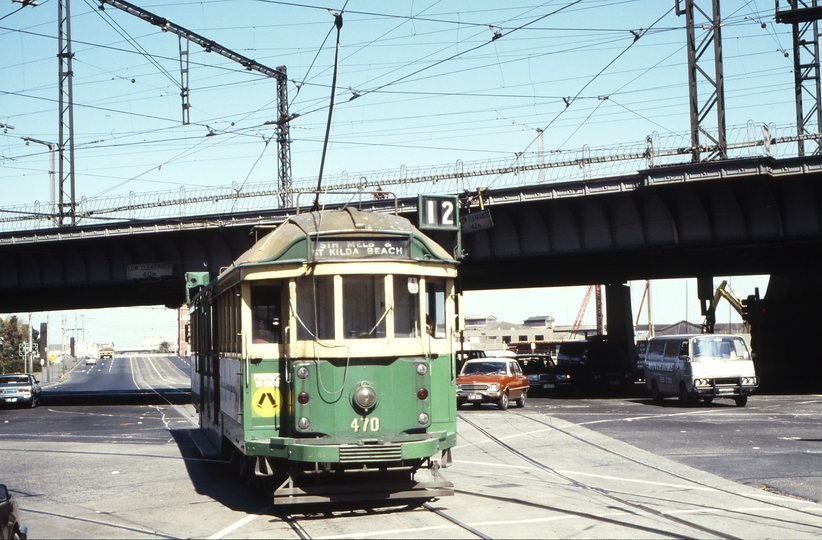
207 514 259 539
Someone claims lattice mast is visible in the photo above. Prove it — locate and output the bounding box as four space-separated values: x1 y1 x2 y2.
676 0 727 162
98 0 293 206
775 0 822 156
58 0 77 225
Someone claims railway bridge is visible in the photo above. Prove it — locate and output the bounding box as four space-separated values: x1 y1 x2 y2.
2 154 822 390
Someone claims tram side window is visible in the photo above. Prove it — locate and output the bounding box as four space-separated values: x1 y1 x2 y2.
343 275 386 339
296 275 335 340
251 283 281 344
425 279 446 338
393 276 420 338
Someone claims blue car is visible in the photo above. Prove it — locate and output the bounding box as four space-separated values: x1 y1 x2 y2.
0 374 41 408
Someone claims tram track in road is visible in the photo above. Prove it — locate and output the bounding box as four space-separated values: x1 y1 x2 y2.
509 411 822 529
275 499 494 540
422 502 492 539
457 411 822 539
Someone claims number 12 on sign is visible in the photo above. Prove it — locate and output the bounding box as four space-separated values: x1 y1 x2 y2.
418 195 459 231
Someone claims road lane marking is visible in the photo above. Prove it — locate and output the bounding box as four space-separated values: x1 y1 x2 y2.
207 514 259 539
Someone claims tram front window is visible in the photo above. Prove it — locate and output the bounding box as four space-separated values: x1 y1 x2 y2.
343 275 386 339
296 276 335 340
251 283 281 344
394 276 421 338
425 279 446 338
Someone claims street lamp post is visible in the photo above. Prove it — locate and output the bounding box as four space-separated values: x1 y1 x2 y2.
22 137 58 226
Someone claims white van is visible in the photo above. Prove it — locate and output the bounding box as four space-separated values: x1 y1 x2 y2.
644 334 758 407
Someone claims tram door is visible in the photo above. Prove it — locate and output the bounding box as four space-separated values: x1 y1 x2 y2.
207 302 219 425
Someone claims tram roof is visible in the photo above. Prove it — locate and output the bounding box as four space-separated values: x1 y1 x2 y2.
233 207 457 267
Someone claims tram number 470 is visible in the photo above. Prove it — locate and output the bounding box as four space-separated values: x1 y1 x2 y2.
418 195 459 231
351 416 381 433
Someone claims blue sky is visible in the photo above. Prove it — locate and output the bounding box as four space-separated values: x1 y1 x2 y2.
1 1 790 346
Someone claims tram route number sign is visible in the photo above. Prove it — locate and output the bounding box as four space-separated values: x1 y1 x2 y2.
418 195 459 231
126 262 173 280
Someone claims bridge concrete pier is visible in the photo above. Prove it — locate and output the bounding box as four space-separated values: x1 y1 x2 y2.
754 274 822 393
604 283 639 379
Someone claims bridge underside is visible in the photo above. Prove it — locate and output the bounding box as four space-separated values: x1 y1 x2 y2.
2 157 822 390
460 167 822 290
0 227 254 312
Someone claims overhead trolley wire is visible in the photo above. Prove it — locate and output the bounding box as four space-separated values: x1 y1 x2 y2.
511 5 676 163
86 0 181 90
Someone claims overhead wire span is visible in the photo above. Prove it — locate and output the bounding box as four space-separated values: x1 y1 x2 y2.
486 4 677 193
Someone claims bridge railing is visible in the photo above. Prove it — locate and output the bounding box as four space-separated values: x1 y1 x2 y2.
0 122 817 233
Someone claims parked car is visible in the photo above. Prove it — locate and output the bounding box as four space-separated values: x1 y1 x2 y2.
455 349 486 374
0 374 41 408
517 354 558 395
456 358 529 410
0 484 27 540
555 339 633 394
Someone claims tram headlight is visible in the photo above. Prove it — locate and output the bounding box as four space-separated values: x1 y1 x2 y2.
298 417 310 430
418 412 430 425
354 384 377 410
416 363 428 376
297 366 310 380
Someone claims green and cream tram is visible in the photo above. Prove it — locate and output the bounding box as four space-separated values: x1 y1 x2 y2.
186 207 459 505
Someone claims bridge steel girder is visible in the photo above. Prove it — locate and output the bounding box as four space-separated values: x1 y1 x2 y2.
459 157 822 291
3 156 822 315
0 227 255 313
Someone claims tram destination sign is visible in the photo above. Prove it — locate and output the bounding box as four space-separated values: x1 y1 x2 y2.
312 238 410 260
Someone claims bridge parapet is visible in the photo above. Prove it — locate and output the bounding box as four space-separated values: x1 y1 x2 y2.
2 122 819 235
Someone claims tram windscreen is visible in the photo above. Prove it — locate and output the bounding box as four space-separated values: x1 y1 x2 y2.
425 279 446 338
343 275 386 339
251 283 281 344
393 275 421 338
296 276 335 340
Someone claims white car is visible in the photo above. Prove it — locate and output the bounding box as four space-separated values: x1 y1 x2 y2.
85 357 97 365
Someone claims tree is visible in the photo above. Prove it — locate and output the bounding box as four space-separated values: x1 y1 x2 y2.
158 340 173 353
0 315 33 374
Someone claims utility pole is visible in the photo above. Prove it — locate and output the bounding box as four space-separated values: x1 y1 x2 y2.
27 313 34 374
98 0 294 206
22 137 58 226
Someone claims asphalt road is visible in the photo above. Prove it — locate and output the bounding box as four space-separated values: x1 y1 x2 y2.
2 360 821 538
527 385 822 503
